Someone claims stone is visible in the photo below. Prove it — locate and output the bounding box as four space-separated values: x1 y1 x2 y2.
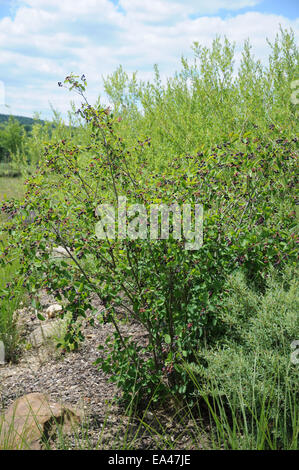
46 304 63 319
0 392 82 450
0 341 5 365
28 320 66 348
52 246 72 258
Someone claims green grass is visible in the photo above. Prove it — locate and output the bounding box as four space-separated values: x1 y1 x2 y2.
0 175 25 362
0 163 21 178
175 266 299 450
0 176 25 202
0 265 24 363
176 361 299 450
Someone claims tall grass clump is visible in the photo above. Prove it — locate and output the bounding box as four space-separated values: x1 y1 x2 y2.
0 254 24 362
177 266 299 449
0 177 25 362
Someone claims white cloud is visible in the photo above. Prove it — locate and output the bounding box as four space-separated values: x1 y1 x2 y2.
0 1 298 118
19 0 123 24
118 0 262 20
170 0 262 14
119 0 187 22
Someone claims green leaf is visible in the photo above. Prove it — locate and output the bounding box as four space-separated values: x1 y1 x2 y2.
164 334 171 344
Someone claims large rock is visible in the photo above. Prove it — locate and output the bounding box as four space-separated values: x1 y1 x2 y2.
0 392 82 450
28 319 66 348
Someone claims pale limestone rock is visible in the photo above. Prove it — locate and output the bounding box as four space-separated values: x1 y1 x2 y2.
28 320 66 348
52 246 72 258
46 304 63 319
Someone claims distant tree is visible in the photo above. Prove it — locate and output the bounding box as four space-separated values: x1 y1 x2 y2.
0 116 25 162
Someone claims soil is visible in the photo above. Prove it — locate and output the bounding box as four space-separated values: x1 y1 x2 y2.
0 290 206 450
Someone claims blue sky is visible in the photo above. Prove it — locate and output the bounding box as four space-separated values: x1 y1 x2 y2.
0 0 298 119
